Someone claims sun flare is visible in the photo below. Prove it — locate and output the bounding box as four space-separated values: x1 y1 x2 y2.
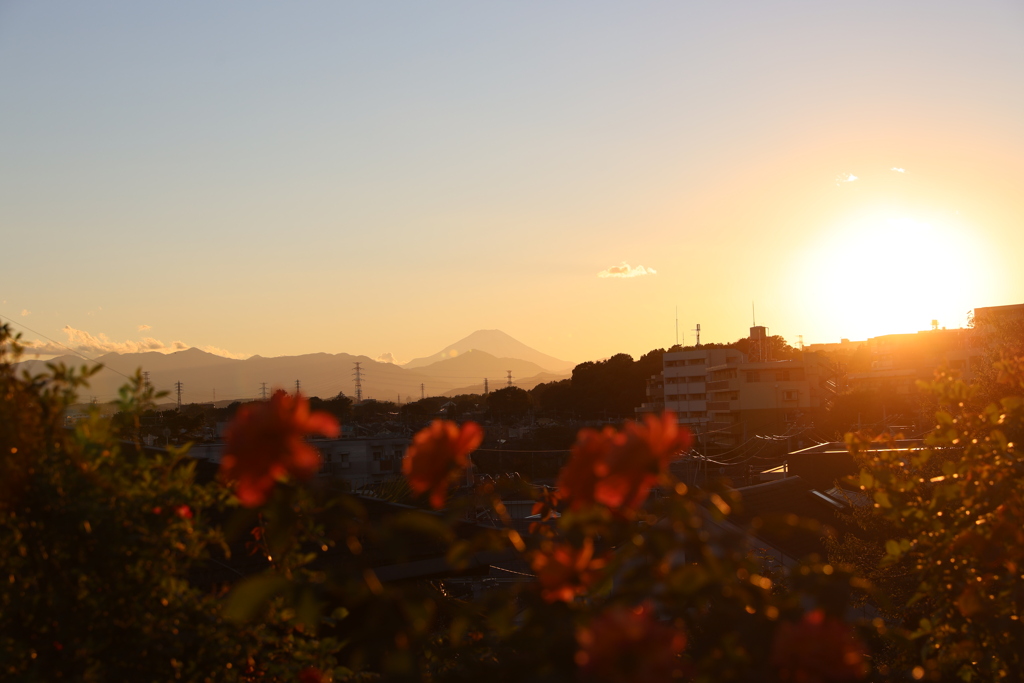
800 215 995 342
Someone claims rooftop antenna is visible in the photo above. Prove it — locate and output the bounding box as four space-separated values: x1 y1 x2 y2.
752 301 756 326
692 323 701 347
675 306 679 346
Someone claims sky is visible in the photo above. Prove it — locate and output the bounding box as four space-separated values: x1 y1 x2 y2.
2 1 1023 365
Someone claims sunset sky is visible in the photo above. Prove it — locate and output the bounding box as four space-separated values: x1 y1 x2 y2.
2 1 1022 365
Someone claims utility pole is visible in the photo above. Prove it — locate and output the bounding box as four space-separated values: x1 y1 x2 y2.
484 378 489 395
353 362 363 404
506 370 513 388
260 383 268 400
175 381 183 411
420 383 425 401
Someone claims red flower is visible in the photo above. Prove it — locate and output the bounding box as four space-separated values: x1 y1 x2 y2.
530 538 606 603
771 610 867 682
151 506 162 515
175 505 193 520
558 412 691 512
402 420 483 509
219 390 340 507
576 603 687 683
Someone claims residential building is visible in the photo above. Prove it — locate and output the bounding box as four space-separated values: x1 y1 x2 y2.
662 347 745 431
705 351 834 447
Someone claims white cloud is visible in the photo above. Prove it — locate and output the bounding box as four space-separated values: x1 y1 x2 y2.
891 167 906 173
22 326 244 358
138 324 151 331
376 352 396 364
20 309 30 317
598 262 657 279
835 173 858 184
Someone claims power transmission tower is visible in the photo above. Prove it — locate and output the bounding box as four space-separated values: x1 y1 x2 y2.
295 379 301 395
142 371 151 389
484 378 489 395
506 370 512 388
260 383 268 400
353 362 363 404
175 381 183 410
420 383 425 401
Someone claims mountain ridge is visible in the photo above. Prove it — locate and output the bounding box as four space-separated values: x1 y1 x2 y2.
14 330 574 403
402 329 573 373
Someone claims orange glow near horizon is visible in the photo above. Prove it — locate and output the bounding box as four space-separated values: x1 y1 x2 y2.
799 213 998 342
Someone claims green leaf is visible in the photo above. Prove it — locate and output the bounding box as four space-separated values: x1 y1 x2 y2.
223 573 289 622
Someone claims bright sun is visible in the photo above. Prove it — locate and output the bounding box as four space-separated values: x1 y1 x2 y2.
801 215 995 342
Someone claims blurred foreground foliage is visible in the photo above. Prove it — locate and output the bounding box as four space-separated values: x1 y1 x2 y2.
2 320 1023 682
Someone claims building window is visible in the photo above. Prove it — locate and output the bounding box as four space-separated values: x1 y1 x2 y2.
776 370 791 381
745 371 759 383
783 390 798 401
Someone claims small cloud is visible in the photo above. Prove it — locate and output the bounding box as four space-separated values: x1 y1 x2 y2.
138 324 151 331
376 352 396 364
835 173 858 185
891 167 906 173
20 309 30 317
598 262 657 279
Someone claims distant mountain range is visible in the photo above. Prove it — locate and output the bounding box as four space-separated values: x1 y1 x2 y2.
15 330 573 404
402 329 574 373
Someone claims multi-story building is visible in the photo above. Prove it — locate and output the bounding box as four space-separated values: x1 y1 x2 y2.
846 328 978 395
704 351 834 448
660 347 746 430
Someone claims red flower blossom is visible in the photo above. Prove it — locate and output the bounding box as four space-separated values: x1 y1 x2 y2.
557 412 691 512
175 505 193 520
219 390 340 507
576 603 687 683
530 538 607 602
151 506 162 515
771 610 867 682
402 420 483 509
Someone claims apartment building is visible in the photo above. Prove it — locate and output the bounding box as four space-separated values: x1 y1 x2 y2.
660 347 746 430
705 352 834 447
846 328 978 394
